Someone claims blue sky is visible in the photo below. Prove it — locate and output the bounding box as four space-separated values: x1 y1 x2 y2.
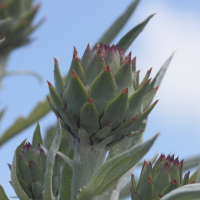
1 0 200 198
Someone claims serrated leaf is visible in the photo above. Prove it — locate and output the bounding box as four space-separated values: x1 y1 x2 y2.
11 139 30 200
76 133 159 200
160 184 200 200
117 14 155 51
43 120 62 200
0 185 9 200
96 0 139 45
145 53 175 95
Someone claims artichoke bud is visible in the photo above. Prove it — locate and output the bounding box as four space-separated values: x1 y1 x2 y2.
0 0 44 55
47 43 159 149
9 123 61 200
131 154 196 200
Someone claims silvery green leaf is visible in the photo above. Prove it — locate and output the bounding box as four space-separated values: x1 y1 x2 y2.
117 14 155 51
43 119 62 200
57 151 73 168
183 156 200 172
96 0 139 45
76 133 159 200
1 70 42 83
59 162 73 200
160 184 200 200
11 139 30 200
0 185 9 200
146 53 175 95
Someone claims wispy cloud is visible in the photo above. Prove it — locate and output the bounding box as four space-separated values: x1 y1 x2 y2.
130 2 200 122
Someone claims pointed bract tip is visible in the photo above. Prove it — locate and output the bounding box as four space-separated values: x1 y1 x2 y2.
47 80 53 87
147 78 152 83
171 179 177 184
121 88 128 94
190 180 196 184
151 13 157 17
73 46 77 56
132 57 136 63
153 100 159 105
71 69 78 77
87 98 93 103
53 57 59 64
147 177 153 182
131 173 134 179
103 65 111 72
62 106 66 110
164 162 169 169
86 43 91 51
155 86 159 91
29 161 34 165
97 49 103 57
136 70 140 74
35 3 41 10
108 123 113 127
7 164 11 169
144 160 148 165
147 67 153 74
93 44 98 51
184 171 190 178
46 95 50 100
131 117 138 122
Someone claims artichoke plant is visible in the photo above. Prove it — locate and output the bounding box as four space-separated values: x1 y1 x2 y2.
130 154 198 200
46 43 160 198
9 122 62 200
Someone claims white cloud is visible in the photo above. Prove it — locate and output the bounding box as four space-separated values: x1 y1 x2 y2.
130 2 200 123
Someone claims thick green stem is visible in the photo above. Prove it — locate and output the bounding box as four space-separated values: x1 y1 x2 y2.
71 143 107 200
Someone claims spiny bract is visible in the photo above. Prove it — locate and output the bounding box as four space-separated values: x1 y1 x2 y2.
130 154 197 200
47 43 159 147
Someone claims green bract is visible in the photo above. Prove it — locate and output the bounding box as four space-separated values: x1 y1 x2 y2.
47 43 159 147
131 154 197 200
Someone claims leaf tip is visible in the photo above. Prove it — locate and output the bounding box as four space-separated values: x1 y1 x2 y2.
47 80 53 87
87 98 93 103
103 65 111 73
72 69 78 77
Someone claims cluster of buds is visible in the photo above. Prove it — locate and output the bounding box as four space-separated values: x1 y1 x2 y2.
131 154 196 200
